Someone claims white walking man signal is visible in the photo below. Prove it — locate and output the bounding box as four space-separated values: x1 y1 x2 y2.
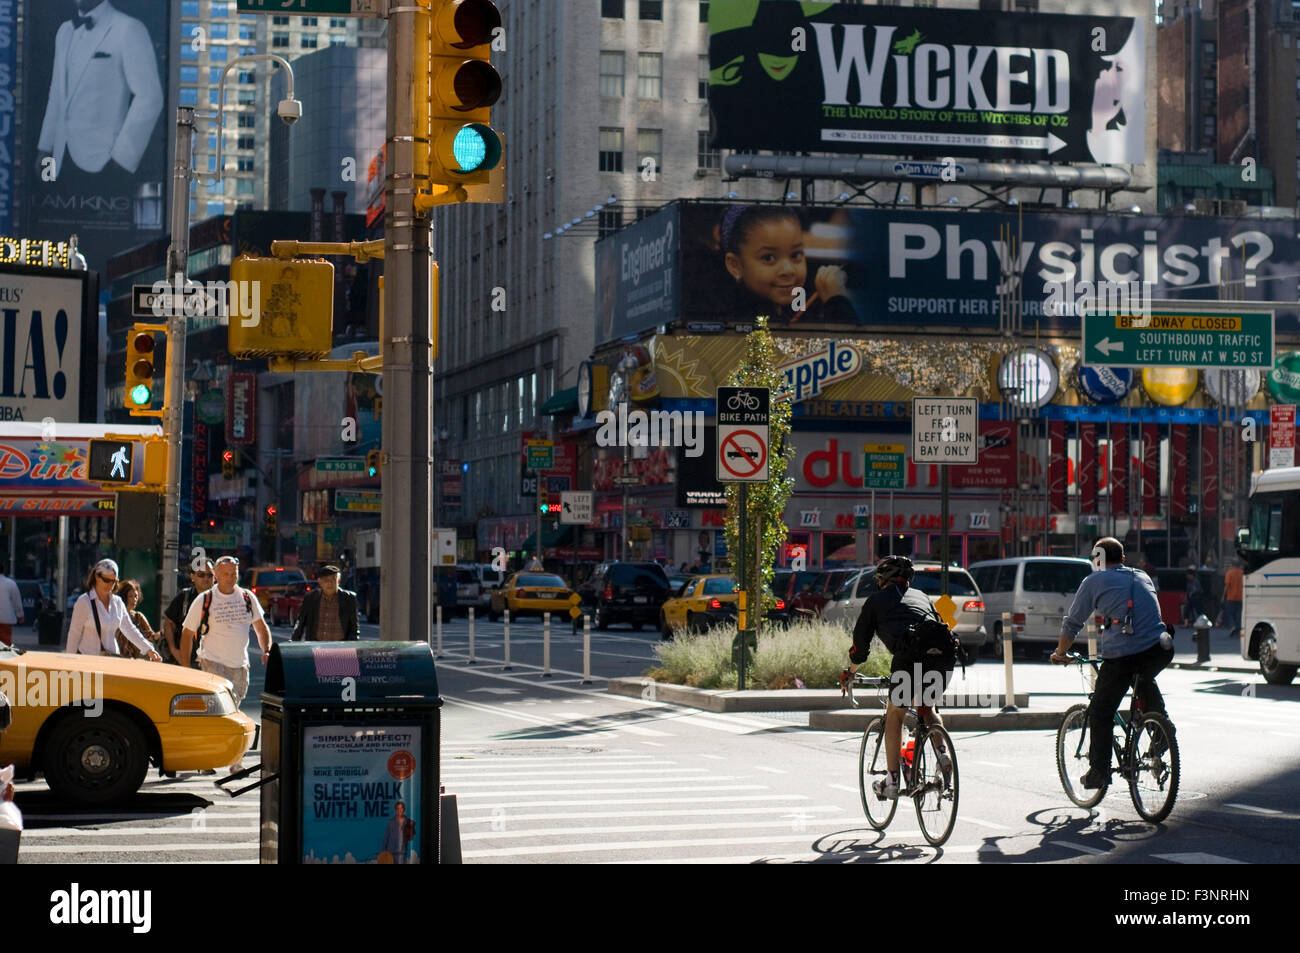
110 446 129 479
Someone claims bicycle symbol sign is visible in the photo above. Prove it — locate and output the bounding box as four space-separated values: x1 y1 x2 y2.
717 387 770 483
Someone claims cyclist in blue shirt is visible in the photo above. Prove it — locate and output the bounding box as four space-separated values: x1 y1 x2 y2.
1051 537 1174 789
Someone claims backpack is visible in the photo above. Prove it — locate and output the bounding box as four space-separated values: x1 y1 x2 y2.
909 611 965 675
197 587 255 638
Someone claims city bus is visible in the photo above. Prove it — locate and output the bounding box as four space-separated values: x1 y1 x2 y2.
1238 466 1300 684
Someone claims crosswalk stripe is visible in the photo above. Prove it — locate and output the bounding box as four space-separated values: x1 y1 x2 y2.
609 845 982 864
444 757 665 766
462 818 849 839
463 832 937 859
442 768 709 779
22 826 258 837
454 794 811 810
458 806 846 823
23 811 259 822
448 774 721 787
550 712 673 736
18 843 259 854
455 784 773 799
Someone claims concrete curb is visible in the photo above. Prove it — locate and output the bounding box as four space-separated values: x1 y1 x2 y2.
1169 660 1257 675
808 708 1067 731
605 677 1028 713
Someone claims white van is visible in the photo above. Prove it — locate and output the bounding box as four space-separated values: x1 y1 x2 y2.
968 557 1092 655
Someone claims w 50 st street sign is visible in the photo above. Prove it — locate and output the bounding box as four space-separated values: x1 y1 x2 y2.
1083 310 1274 370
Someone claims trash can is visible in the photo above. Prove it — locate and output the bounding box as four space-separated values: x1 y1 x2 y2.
257 642 441 865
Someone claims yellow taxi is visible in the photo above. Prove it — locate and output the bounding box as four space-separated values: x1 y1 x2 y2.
242 565 309 611
659 574 740 637
0 643 256 805
487 571 575 621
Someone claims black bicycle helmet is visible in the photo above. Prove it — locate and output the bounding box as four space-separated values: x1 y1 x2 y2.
874 555 914 587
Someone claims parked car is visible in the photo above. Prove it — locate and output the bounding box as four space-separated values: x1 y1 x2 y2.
770 570 820 626
268 581 313 627
242 566 308 612
0 641 255 804
487 572 574 621
472 564 507 608
454 566 482 615
585 562 671 630
823 562 988 655
667 574 694 598
660 575 739 637
968 557 1092 656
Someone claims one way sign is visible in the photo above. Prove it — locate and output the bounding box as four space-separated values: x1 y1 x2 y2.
559 491 593 524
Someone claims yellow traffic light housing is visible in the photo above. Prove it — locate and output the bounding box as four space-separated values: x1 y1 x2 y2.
222 450 235 479
228 255 335 359
366 449 381 478
266 504 278 535
423 0 505 194
124 323 166 418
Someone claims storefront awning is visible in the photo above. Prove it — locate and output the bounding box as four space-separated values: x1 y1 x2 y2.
519 525 574 552
541 387 578 416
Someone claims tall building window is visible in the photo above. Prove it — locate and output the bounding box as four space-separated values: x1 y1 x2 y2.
210 67 224 84
700 1 709 21
210 23 228 39
210 46 228 61
301 34 318 49
302 16 318 26
272 15 289 25
206 201 224 217
599 127 624 172
237 114 255 128
601 0 625 17
237 91 256 106
331 35 347 46
238 69 255 84
697 131 720 171
181 1 199 15
237 179 255 196
237 158 255 172
237 135 255 150
637 128 663 176
179 87 198 106
638 53 662 99
598 209 623 239
239 24 254 40
272 33 289 47
180 66 198 83
211 1 229 15
698 54 709 99
330 18 348 28
640 0 663 19
599 51 625 97
209 88 221 105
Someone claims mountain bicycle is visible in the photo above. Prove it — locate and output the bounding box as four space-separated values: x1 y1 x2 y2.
1056 652 1180 823
845 673 959 846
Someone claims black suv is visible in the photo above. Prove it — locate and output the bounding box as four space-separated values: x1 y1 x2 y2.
586 562 671 630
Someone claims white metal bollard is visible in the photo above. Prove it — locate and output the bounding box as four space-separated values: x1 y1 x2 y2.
582 614 591 684
542 612 551 677
503 609 512 670
435 605 443 658
468 607 476 664
1001 610 1016 712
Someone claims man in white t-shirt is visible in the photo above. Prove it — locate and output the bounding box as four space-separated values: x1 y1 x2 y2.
0 561 24 647
179 555 271 710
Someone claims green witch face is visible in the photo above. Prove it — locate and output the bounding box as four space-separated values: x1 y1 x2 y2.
705 0 835 88
757 51 799 81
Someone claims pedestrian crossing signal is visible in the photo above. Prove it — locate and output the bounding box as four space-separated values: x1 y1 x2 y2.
88 440 134 484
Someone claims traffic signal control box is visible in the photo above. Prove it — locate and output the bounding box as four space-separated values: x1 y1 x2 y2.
228 256 335 359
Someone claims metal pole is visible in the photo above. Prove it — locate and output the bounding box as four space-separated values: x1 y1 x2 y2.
940 466 950 593
161 106 194 612
542 611 551 677
467 606 476 664
582 613 591 684
889 491 895 555
869 488 876 564
56 517 68 639
435 604 442 658
621 440 629 559
502 608 511 670
8 517 14 580
273 447 282 564
1001 609 1017 712
383 5 434 642
738 483 748 691
534 467 543 565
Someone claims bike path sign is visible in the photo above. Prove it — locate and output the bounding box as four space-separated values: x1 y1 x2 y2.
717 387 769 483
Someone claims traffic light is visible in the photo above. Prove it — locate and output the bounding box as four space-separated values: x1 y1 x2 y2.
424 0 504 191
537 482 552 515
366 449 381 478
222 450 235 479
124 324 164 416
266 504 278 535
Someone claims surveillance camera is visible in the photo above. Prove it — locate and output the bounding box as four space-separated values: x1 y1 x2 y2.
277 98 302 125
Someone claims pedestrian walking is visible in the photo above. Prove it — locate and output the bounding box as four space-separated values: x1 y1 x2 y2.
1180 566 1204 626
180 556 271 721
291 565 359 642
0 561 23 647
113 579 166 661
1221 560 1244 639
163 559 214 667
65 559 160 660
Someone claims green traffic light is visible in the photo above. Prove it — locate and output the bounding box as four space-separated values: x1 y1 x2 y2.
129 384 152 406
451 123 501 173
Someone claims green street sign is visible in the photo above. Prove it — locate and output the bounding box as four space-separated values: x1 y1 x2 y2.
863 443 905 489
237 0 384 16
526 442 554 471
335 490 382 512
1083 310 1274 369
193 532 237 549
324 526 342 544
315 458 365 473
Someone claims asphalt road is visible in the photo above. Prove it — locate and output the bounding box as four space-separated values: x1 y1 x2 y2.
10 617 1299 864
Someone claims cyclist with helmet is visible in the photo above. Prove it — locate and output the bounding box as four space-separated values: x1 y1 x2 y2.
1051 536 1174 789
840 555 953 800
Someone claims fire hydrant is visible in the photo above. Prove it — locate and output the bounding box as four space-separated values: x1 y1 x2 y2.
1193 613 1212 664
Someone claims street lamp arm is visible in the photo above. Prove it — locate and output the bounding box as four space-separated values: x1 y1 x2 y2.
209 54 297 185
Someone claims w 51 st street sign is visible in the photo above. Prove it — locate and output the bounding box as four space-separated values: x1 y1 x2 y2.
1083 310 1274 370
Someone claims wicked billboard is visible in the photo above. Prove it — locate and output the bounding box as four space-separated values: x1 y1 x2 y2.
21 0 169 272
599 202 1299 339
707 0 1146 165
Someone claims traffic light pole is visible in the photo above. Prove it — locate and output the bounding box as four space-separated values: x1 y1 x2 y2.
382 7 434 642
160 106 194 614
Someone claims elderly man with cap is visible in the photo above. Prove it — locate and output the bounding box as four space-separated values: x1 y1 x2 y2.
65 559 161 660
291 565 360 642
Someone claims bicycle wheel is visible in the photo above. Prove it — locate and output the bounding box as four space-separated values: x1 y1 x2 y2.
1127 712 1180 823
858 717 898 830
1057 704 1107 807
912 725 959 847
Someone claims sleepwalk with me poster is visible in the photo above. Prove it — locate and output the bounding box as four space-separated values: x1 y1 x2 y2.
707 0 1146 165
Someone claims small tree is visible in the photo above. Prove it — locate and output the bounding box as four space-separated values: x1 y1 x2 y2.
724 316 795 638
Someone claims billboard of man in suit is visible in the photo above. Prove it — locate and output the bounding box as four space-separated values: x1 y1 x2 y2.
24 0 167 270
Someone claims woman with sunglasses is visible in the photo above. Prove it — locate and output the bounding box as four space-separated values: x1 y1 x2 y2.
113 578 166 661
64 559 161 661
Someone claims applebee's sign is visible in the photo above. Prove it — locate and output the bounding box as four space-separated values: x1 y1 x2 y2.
226 372 256 445
778 342 862 403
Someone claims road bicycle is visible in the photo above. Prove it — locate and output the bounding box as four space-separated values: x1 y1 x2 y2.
845 673 959 846
1056 653 1180 823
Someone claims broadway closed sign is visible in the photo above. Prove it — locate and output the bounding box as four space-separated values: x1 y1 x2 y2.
707 0 1145 164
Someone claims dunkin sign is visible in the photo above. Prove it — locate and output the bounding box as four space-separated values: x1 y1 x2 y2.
778 342 862 403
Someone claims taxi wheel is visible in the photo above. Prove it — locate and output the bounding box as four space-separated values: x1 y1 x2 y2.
43 709 150 806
